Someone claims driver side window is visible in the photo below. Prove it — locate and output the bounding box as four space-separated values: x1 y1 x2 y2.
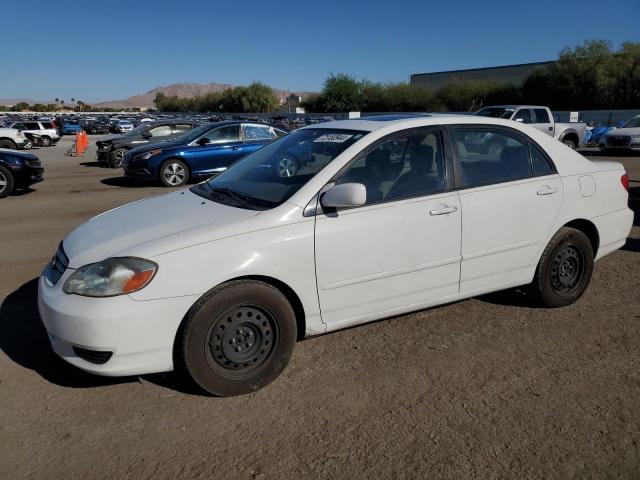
337 130 445 205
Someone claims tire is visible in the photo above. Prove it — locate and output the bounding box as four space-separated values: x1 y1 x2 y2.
0 165 15 198
110 148 127 168
22 139 33 150
530 227 594 307
159 159 189 187
562 138 577 149
276 154 298 178
176 280 297 396
41 136 52 147
0 139 17 150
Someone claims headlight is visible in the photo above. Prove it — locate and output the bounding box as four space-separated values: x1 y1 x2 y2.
63 257 157 297
138 149 162 161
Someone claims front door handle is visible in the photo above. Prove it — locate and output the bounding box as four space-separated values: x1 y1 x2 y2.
231 146 241 151
430 205 458 215
537 186 558 195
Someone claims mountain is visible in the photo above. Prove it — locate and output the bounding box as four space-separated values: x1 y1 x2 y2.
93 82 315 109
0 98 50 106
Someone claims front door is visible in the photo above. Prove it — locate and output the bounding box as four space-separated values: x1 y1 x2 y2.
314 129 462 329
194 124 244 176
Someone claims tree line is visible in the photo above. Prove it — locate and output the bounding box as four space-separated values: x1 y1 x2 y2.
304 40 640 113
154 82 278 113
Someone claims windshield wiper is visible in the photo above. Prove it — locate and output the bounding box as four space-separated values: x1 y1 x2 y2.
211 187 278 210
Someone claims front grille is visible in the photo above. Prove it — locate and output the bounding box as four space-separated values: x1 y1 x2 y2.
72 347 113 365
45 242 69 285
25 159 41 167
607 135 631 147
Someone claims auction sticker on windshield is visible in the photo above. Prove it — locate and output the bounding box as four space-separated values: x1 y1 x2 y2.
313 134 354 143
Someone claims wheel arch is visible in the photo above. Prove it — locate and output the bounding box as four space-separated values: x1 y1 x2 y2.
559 130 579 145
563 218 599 254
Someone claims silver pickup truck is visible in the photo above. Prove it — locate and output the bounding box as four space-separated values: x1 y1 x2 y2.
475 105 586 149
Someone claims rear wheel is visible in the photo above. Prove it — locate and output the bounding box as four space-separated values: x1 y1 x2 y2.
0 166 15 198
159 159 189 187
562 138 577 149
530 227 594 307
176 280 297 396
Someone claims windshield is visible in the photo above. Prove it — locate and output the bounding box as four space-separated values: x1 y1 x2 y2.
191 128 368 210
623 116 640 128
475 107 515 119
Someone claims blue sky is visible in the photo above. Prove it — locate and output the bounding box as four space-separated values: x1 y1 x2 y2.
0 0 638 102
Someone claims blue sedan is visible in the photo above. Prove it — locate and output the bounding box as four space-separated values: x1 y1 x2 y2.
122 121 287 187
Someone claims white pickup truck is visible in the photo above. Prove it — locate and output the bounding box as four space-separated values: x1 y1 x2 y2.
475 105 586 149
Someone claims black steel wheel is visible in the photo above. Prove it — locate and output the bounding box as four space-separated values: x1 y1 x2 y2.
531 226 594 307
205 305 278 378
176 280 297 396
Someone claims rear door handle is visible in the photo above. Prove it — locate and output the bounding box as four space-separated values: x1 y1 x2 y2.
430 205 458 215
537 186 558 195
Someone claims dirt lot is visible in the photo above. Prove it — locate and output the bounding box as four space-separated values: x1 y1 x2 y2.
1 137 639 479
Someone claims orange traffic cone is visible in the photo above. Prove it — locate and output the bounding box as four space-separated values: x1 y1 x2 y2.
75 132 82 156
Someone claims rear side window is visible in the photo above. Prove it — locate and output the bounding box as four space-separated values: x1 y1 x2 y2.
203 125 240 143
453 128 531 188
533 109 551 124
148 125 172 137
41 122 54 128
513 109 532 124
243 125 276 140
530 143 554 176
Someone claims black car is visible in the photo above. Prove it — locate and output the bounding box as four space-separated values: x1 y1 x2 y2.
96 121 200 167
0 149 44 198
83 120 110 135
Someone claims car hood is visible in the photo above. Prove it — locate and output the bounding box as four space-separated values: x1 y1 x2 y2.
97 134 127 144
0 148 38 161
608 127 640 136
62 189 260 268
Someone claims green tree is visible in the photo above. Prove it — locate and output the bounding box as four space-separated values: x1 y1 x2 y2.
318 73 362 112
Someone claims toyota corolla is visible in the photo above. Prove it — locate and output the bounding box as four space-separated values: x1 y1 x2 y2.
38 115 633 396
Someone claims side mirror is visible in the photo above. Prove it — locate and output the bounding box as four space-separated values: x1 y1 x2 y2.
321 183 366 209
196 137 210 146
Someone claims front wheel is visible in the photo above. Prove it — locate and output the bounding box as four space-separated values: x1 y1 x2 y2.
23 139 33 149
159 159 189 187
530 227 594 307
176 280 297 396
41 136 52 147
110 148 127 168
0 166 15 198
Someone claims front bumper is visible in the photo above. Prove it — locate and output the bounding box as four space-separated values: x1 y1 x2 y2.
38 273 199 376
13 166 44 187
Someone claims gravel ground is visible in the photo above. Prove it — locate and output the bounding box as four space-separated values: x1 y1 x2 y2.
1 138 639 479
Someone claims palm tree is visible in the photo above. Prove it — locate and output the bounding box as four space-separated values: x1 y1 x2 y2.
71 97 75 103
54 97 59 104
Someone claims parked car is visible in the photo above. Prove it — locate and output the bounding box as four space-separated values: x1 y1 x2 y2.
96 121 200 167
476 105 586 149
0 149 44 197
83 120 110 135
598 115 640 152
62 121 82 135
0 127 28 149
38 115 633 396
123 121 286 186
115 120 134 133
8 121 59 146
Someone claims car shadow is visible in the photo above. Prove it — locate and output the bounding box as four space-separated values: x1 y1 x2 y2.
100 177 157 188
477 287 545 308
10 187 36 197
79 161 109 168
0 278 135 389
581 149 640 158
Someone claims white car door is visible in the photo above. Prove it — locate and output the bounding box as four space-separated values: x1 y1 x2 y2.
532 108 555 136
452 127 563 293
314 129 461 329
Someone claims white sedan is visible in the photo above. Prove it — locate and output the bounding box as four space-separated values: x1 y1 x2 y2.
38 114 634 396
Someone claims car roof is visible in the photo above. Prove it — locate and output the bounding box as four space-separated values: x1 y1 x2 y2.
478 105 547 109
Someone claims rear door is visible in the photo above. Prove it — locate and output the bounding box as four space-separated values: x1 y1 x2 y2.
532 108 554 136
451 126 563 293
193 124 243 176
